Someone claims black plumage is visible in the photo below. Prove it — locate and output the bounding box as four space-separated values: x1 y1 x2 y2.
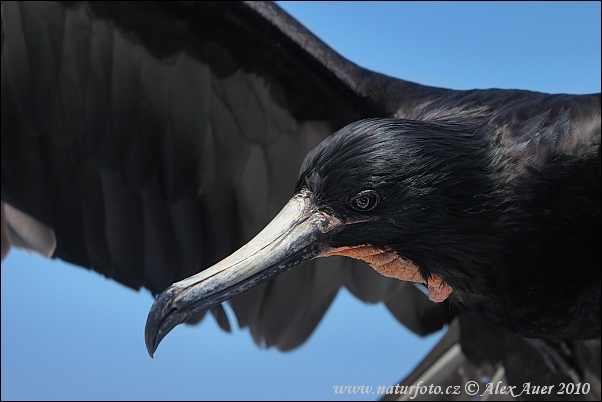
3 1 599 400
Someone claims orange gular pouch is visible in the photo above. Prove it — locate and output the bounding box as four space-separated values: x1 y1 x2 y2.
320 245 453 302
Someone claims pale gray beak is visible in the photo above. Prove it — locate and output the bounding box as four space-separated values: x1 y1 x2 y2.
144 189 343 357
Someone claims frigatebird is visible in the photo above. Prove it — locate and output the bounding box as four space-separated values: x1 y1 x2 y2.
2 2 596 398
147 111 600 346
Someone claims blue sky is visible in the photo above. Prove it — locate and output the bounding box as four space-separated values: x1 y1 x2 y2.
1 2 600 400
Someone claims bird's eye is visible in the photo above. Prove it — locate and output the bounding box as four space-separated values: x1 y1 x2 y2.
349 190 380 212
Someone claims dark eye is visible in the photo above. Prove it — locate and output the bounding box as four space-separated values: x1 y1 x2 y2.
349 190 380 212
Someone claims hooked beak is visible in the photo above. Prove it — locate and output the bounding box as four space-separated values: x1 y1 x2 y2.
145 189 342 357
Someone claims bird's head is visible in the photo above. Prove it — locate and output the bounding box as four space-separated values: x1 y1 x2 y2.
145 117 509 356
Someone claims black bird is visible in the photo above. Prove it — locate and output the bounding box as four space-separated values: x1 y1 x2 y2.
3 1 599 400
149 110 602 343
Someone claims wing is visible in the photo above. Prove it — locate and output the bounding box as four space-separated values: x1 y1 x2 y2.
385 313 601 401
1 1 451 350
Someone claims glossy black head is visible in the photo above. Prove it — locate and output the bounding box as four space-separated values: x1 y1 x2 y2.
296 118 505 290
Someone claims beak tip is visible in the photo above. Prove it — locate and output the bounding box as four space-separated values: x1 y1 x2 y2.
144 286 182 358
145 325 157 357
144 319 159 358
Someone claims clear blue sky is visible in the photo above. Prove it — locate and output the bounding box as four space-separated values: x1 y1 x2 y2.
2 2 600 400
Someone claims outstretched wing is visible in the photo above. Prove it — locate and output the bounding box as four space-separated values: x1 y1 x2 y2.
385 314 601 401
1 1 450 350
